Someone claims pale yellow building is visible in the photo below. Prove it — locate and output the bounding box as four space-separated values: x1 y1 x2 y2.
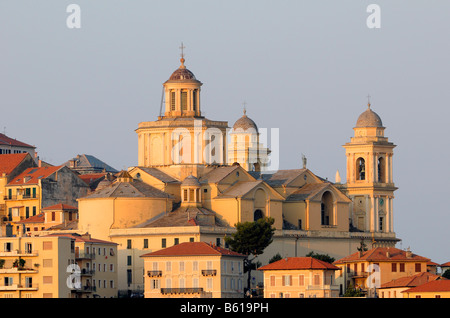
0 235 75 298
0 233 118 298
46 233 118 298
334 246 430 297
402 279 450 298
258 257 340 298
378 272 442 298
140 241 246 298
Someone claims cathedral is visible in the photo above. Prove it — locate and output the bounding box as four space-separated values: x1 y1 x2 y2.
77 51 399 293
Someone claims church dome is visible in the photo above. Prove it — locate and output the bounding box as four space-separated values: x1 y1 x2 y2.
169 65 196 81
232 110 258 132
166 57 199 82
356 104 383 128
181 175 201 187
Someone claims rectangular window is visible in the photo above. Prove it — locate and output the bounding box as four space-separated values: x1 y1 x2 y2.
400 263 405 272
127 256 132 266
33 206 36 216
314 274 320 286
26 207 29 219
192 90 197 111
162 238 166 248
298 275 304 286
392 263 397 272
51 212 55 221
143 239 148 249
32 188 36 198
181 91 187 110
179 261 185 271
127 239 132 249
415 263 422 272
174 238 179 245
166 261 172 271
127 269 132 285
43 276 53 284
43 241 52 250
171 91 176 111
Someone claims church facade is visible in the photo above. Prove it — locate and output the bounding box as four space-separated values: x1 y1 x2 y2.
77 53 399 295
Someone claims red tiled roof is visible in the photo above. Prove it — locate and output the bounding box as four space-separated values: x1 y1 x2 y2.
77 173 107 184
258 257 339 271
0 133 34 148
16 213 45 224
0 153 30 175
402 278 450 294
380 272 442 289
334 247 430 264
441 262 450 267
141 242 246 258
42 203 78 211
7 165 62 185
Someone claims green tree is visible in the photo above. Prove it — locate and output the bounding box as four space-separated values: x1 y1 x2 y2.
269 253 283 264
305 251 335 264
225 217 275 293
343 284 362 297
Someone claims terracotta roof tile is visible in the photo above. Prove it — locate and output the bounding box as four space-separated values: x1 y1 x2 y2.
0 153 31 175
334 247 430 264
7 166 63 185
42 204 78 211
16 213 45 224
402 278 450 294
141 242 245 258
0 133 34 148
380 272 442 289
258 257 339 271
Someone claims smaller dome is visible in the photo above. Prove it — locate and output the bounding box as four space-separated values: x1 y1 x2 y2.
232 109 258 132
169 68 197 81
356 104 383 128
181 175 201 187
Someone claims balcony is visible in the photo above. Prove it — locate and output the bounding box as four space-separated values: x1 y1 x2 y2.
0 283 39 291
73 285 96 293
75 252 95 260
80 268 95 276
147 270 162 277
161 288 204 295
0 250 39 257
347 271 368 278
201 269 217 276
0 267 38 274
306 284 340 291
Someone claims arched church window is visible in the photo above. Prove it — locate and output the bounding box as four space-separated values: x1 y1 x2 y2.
321 191 333 226
356 158 365 181
254 209 263 221
378 157 385 183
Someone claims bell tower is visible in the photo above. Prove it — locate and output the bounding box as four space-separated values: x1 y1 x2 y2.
163 43 203 118
342 100 397 239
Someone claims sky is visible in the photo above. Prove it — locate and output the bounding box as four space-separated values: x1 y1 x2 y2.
0 1 449 264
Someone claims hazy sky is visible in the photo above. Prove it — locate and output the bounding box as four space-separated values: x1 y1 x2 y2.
1 1 449 264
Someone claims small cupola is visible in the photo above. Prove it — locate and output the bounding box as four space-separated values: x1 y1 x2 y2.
181 174 202 207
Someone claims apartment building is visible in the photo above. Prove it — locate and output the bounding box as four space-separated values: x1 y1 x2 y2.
334 246 430 297
258 257 340 298
46 233 118 298
0 235 74 298
140 242 246 298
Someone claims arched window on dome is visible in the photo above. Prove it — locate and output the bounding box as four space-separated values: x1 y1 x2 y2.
356 157 365 181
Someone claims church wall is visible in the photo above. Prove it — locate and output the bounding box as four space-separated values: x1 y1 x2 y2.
283 201 306 229
112 198 172 229
78 199 115 241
